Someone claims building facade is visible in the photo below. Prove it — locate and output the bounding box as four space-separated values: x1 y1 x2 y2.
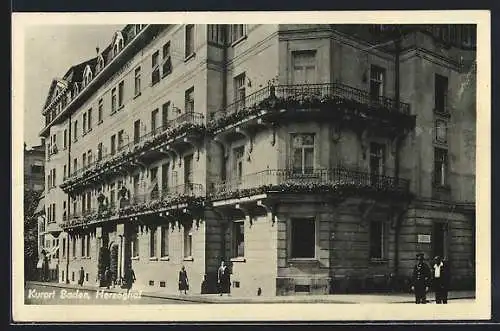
39 24 476 296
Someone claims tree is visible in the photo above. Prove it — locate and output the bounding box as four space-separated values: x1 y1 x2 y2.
24 189 42 281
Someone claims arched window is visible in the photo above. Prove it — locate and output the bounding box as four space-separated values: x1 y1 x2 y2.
96 54 105 72
83 65 93 87
113 32 125 57
74 83 79 96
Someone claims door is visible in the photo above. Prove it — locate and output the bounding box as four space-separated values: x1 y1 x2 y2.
184 154 194 194
432 222 447 259
369 142 385 187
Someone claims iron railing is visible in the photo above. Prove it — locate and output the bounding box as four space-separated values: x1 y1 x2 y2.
210 82 411 123
121 183 205 208
210 168 409 198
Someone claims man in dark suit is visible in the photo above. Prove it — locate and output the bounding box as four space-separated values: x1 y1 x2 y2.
411 253 431 304
78 267 85 286
432 256 450 304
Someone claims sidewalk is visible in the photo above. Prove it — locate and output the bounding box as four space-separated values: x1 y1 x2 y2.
28 281 475 304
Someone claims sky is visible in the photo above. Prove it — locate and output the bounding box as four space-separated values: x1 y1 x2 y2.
24 24 124 149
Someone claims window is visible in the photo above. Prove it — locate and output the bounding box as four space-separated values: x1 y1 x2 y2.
82 194 86 213
208 24 227 45
31 164 43 174
63 129 67 149
134 120 141 144
97 142 103 161
87 150 92 165
230 24 245 43
63 164 67 180
118 81 124 107
183 224 192 258
81 236 86 257
52 169 57 188
369 221 384 259
435 119 447 143
73 121 78 141
435 74 448 113
233 146 244 180
290 218 315 259
62 238 66 258
88 108 92 130
369 142 385 177
150 227 157 258
52 203 56 222
185 24 195 58
370 65 385 101
73 158 78 173
185 87 194 113
82 113 87 133
151 109 159 133
184 154 194 190
110 183 116 207
434 148 448 187
117 130 124 151
234 73 246 111
111 88 117 113
162 42 172 77
86 235 90 257
151 51 160 85
161 163 169 193
72 238 76 257
233 220 245 257
291 133 314 174
98 99 103 123
110 134 116 155
162 102 170 128
133 175 140 198
131 228 139 258
82 152 87 169
292 51 316 84
86 191 92 211
134 67 141 96
160 226 169 257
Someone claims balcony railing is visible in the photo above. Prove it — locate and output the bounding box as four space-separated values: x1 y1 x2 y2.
62 112 205 187
209 82 411 128
210 168 409 200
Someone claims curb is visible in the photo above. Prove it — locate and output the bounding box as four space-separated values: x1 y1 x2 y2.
27 282 475 304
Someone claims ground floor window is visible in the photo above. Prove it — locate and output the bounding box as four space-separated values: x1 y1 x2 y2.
369 221 384 259
160 226 169 257
290 218 315 259
233 220 245 258
131 230 139 258
150 227 157 258
183 225 192 258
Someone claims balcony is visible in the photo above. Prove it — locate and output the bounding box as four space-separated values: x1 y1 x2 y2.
60 112 206 192
209 168 410 202
118 183 206 218
61 205 116 230
208 83 415 136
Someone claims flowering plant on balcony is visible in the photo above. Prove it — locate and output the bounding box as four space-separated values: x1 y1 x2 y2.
118 195 205 217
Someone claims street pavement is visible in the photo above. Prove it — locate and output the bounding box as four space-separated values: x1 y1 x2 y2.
25 281 475 305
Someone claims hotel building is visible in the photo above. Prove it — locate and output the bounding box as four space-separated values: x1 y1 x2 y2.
39 24 476 296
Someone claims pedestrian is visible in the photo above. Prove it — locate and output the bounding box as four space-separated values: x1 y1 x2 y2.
124 267 136 293
78 266 85 286
201 274 208 294
104 266 111 289
432 256 450 304
411 253 431 304
217 260 231 296
178 266 189 295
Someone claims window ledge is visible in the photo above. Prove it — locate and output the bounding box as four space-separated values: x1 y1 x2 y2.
117 105 124 112
149 257 158 261
230 257 246 263
183 256 194 262
433 184 451 191
231 35 247 47
369 258 388 264
133 92 142 100
160 256 170 261
98 120 103 125
184 52 196 63
82 131 87 137
161 72 171 79
131 256 139 260
433 108 451 118
110 110 117 116
87 127 93 133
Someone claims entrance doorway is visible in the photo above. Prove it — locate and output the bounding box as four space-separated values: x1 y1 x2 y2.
432 222 447 259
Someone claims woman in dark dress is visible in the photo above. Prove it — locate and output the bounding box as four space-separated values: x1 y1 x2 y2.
217 261 230 296
124 268 136 293
178 266 189 294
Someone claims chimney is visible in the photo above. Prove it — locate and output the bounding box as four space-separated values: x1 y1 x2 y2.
96 47 100 54
41 137 46 146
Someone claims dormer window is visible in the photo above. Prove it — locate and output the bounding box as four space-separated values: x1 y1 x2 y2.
135 24 143 35
83 65 93 87
113 32 125 57
73 83 79 96
96 55 105 73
